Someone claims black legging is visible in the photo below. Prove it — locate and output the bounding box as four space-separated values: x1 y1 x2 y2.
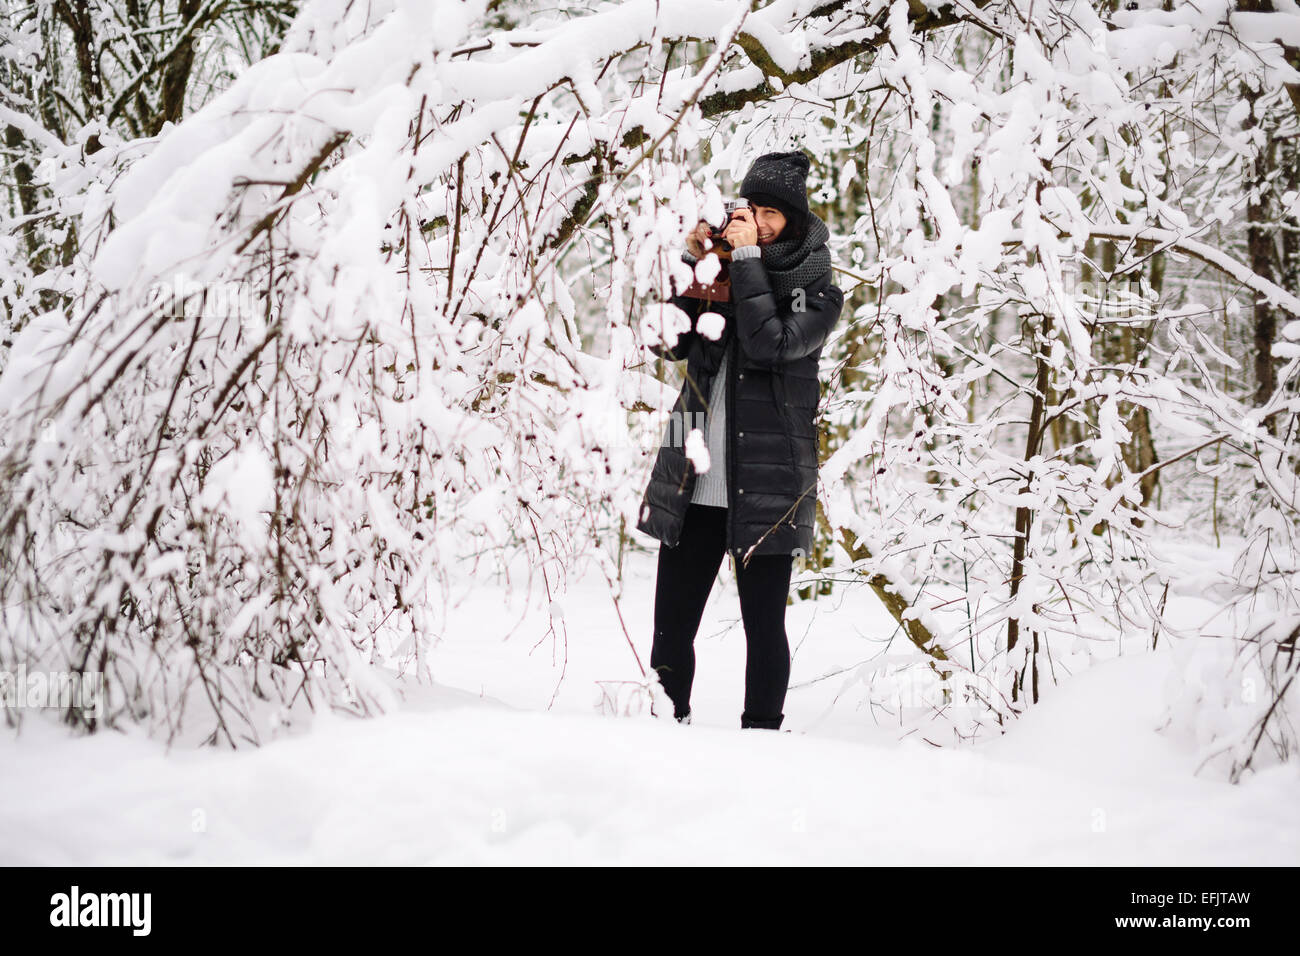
650 503 794 729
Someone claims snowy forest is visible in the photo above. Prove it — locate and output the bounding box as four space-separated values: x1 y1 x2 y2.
2 0 1300 824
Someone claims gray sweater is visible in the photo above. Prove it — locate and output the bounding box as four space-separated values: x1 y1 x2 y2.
690 346 730 507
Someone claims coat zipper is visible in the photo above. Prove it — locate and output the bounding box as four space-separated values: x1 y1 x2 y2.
775 371 799 501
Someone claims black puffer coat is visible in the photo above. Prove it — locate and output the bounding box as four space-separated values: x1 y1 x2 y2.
636 255 844 560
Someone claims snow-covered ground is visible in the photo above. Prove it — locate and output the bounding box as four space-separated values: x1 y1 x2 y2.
2 546 1297 865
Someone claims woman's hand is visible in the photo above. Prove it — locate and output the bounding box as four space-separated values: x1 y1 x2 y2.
684 220 713 258
723 206 759 249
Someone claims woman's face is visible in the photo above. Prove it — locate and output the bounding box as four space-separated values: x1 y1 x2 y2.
754 205 787 245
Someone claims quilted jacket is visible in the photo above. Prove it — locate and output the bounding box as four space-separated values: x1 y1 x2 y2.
635 254 844 560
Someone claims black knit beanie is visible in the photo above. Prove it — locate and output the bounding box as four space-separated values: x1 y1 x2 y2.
740 150 811 234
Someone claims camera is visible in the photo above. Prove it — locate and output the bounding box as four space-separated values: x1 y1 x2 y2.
677 198 749 300
707 198 750 254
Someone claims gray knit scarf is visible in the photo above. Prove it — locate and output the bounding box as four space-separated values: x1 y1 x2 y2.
758 212 831 300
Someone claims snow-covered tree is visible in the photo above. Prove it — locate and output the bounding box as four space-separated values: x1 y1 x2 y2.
1 0 1297 776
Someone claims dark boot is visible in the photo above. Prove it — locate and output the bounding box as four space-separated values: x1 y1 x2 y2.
740 712 783 730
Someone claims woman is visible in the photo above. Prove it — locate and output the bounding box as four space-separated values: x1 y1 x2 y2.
636 150 844 730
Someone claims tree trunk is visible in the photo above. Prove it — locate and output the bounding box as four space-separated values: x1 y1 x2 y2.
1243 80 1280 426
